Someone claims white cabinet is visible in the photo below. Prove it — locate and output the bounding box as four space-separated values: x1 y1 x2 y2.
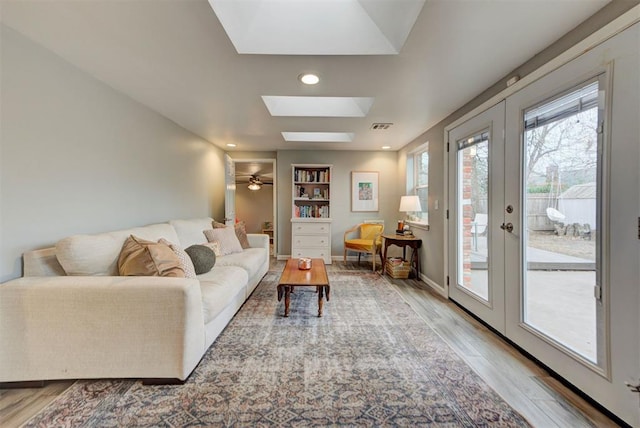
291 164 332 264
291 220 332 264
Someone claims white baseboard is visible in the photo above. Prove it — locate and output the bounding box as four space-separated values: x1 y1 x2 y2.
419 273 447 297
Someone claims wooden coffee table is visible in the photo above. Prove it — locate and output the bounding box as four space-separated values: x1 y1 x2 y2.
277 258 330 317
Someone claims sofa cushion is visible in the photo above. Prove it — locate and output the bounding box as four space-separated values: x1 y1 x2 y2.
23 247 66 277
198 266 248 323
118 236 185 277
214 247 268 279
159 238 197 279
185 245 216 275
56 223 179 276
169 218 214 248
203 227 243 255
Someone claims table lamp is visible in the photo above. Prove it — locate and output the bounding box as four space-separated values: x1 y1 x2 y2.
398 195 422 233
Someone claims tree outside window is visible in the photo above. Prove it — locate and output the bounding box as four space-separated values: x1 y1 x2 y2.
408 143 429 222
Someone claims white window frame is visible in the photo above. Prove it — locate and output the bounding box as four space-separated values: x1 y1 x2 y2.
407 142 429 225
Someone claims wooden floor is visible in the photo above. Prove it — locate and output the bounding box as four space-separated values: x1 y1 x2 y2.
385 273 619 427
0 260 620 427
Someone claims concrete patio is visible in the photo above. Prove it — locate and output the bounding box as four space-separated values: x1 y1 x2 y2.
462 235 597 362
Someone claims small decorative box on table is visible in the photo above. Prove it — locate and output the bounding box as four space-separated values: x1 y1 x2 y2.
385 257 411 279
298 257 312 270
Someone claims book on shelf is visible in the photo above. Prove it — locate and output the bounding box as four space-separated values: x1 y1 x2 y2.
294 169 330 183
295 186 328 199
295 204 329 218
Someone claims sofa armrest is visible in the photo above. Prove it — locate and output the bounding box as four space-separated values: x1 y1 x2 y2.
247 233 269 251
0 276 205 382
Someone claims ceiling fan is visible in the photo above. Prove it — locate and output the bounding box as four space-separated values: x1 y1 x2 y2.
247 174 272 190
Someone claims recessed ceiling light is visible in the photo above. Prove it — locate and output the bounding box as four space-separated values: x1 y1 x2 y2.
226 143 236 147
381 146 391 150
299 73 319 85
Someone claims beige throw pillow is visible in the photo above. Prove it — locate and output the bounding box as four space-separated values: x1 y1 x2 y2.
213 220 250 249
203 227 243 255
234 221 251 249
159 238 197 279
118 235 185 277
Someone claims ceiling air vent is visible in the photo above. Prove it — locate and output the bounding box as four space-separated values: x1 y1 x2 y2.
370 123 393 130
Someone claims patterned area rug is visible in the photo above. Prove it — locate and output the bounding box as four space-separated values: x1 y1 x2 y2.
26 269 530 427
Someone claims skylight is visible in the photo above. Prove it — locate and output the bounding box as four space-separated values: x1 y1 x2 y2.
282 132 355 143
208 0 425 55
262 96 374 117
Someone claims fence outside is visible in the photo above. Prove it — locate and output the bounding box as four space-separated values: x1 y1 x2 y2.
473 194 556 232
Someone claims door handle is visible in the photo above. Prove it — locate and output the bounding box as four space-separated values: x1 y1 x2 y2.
500 222 514 233
625 381 640 393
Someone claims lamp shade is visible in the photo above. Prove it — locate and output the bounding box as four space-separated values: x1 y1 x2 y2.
399 195 422 212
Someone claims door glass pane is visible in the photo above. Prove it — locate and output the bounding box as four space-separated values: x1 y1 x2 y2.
457 133 489 301
523 81 599 363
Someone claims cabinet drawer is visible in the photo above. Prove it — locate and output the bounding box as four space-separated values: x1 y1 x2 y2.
292 247 329 261
292 223 329 235
293 235 329 248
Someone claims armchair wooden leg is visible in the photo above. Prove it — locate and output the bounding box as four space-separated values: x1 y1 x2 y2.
372 251 376 271
344 249 347 263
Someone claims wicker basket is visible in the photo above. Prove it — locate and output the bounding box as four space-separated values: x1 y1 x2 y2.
385 259 410 279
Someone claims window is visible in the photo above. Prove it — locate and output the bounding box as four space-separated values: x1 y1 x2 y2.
521 78 602 364
407 142 429 222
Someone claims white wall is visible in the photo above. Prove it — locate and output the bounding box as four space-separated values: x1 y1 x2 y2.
0 25 226 281
277 150 399 258
398 125 447 289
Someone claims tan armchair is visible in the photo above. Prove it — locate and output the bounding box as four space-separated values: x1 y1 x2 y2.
343 223 385 271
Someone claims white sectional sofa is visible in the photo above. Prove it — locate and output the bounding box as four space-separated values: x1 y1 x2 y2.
0 218 269 385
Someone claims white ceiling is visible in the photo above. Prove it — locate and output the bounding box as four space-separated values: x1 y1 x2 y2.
1 0 610 152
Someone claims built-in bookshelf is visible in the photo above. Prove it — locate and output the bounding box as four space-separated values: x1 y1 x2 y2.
291 164 332 264
292 165 331 219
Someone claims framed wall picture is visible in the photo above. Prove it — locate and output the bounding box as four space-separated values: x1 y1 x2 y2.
351 171 379 211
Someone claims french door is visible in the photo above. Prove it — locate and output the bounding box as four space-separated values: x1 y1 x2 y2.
447 22 639 425
448 101 506 332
